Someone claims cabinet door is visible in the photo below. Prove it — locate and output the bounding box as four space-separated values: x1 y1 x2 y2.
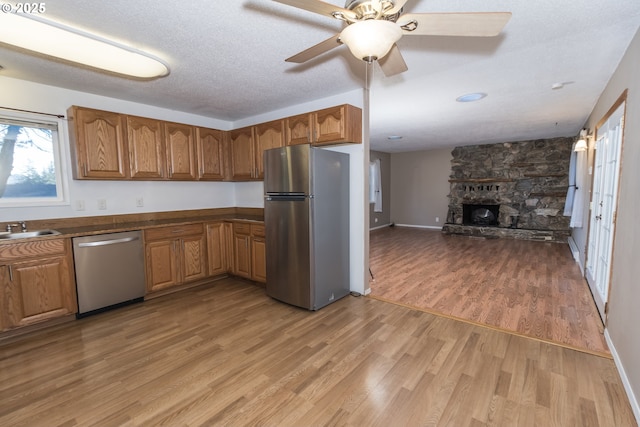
233 233 251 279
70 107 129 179
224 222 234 272
229 127 255 181
251 237 267 283
2 256 76 330
313 104 362 145
197 127 225 180
126 115 166 179
207 222 227 276
254 120 285 178
181 234 207 283
145 239 180 293
285 113 312 146
165 122 197 180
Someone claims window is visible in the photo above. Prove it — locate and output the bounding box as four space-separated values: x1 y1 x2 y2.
0 113 67 206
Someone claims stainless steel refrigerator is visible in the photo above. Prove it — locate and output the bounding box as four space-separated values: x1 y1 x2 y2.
264 144 350 310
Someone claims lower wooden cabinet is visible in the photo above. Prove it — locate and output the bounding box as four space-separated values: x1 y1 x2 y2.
0 238 77 331
144 224 207 293
206 221 230 276
232 222 266 283
250 224 266 283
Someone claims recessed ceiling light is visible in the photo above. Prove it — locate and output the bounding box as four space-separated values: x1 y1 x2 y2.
387 135 403 140
456 92 487 103
0 13 169 79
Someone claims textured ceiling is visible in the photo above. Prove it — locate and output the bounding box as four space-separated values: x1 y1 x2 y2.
0 0 638 152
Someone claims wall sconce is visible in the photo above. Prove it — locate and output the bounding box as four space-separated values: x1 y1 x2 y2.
574 128 589 152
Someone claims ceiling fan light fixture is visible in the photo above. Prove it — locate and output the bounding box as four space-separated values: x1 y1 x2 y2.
0 12 169 79
340 19 402 62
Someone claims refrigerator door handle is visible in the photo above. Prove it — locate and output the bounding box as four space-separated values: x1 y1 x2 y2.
266 195 307 202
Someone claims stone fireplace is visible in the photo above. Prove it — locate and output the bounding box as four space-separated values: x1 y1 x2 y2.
442 137 573 242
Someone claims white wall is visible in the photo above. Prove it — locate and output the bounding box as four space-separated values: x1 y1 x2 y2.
0 76 235 221
572 28 640 420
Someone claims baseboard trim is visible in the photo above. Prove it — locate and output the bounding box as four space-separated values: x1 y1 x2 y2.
567 236 584 274
369 223 392 231
605 329 640 424
394 224 443 230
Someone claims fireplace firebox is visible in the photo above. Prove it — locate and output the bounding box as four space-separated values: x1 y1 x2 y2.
463 204 500 227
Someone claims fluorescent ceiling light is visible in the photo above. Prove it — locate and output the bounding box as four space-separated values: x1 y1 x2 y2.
0 13 169 79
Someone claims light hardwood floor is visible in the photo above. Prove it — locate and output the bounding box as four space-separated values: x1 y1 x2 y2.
0 278 635 426
369 226 609 356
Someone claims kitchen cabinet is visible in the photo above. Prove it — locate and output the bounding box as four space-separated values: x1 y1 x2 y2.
164 122 197 180
206 221 229 276
254 120 285 179
232 222 266 283
228 127 256 181
284 104 362 146
250 223 267 283
0 238 77 331
232 222 252 278
144 223 207 293
126 115 166 179
197 127 226 180
68 106 129 179
229 121 285 180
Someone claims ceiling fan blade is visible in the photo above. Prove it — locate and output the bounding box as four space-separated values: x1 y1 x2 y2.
384 0 409 15
398 12 512 37
285 34 342 63
378 44 408 77
272 0 356 20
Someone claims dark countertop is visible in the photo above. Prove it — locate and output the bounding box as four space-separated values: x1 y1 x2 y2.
0 213 264 245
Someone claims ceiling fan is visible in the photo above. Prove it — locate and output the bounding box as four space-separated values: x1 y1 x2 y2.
274 0 511 76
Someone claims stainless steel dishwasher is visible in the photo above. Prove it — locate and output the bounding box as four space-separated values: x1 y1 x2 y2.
72 230 146 317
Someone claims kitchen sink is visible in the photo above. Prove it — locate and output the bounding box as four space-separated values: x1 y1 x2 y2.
0 229 61 240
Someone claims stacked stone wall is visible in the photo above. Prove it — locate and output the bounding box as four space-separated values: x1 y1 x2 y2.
444 137 573 241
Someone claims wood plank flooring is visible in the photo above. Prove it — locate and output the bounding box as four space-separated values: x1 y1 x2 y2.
0 278 635 426
369 226 609 356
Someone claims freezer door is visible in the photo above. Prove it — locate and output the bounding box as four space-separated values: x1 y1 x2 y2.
265 195 312 309
264 144 311 194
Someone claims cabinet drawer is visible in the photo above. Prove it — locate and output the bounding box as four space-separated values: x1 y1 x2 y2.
144 223 204 241
233 222 251 235
0 238 67 262
251 224 265 237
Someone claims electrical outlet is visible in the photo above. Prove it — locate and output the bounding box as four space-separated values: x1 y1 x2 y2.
374 217 378 223
75 200 85 211
435 216 440 223
97 199 107 210
136 197 144 207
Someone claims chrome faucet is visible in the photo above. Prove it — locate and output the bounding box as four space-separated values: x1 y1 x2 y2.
5 221 27 233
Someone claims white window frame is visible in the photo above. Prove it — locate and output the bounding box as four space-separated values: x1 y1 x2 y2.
0 110 70 207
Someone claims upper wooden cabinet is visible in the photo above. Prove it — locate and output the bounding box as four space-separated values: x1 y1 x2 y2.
68 106 129 179
126 115 166 179
285 113 313 146
229 127 255 181
285 104 362 146
164 122 197 180
197 127 225 181
254 120 285 178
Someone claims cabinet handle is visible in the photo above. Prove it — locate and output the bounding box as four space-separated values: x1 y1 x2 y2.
8 265 13 282
82 163 87 177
